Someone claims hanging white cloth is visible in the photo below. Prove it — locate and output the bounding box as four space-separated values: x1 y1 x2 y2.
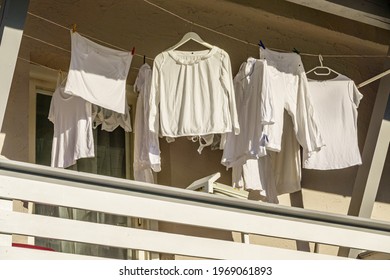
260 48 324 154
303 74 363 169
149 45 240 140
257 48 324 196
49 73 94 168
92 103 132 133
134 63 161 183
65 31 133 114
222 57 274 169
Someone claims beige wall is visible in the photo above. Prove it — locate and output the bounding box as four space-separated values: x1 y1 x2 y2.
1 60 30 162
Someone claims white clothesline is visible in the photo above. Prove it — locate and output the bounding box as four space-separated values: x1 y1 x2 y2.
22 31 389 89
27 9 390 59
24 8 390 88
27 12 154 62
18 56 141 73
357 69 390 88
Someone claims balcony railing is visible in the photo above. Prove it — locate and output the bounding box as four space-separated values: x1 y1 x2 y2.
1 159 390 260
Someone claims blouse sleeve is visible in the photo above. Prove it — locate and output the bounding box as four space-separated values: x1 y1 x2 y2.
148 54 163 134
220 50 240 135
260 60 274 125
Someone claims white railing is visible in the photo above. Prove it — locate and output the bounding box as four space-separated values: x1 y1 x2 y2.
1 159 390 260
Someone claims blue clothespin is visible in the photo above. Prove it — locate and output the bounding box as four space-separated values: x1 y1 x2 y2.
258 40 266 49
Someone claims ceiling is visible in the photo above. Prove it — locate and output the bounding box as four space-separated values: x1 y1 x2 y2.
18 0 389 86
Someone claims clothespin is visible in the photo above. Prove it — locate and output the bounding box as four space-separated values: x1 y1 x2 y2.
258 40 266 49
71 23 77 33
131 47 135 55
143 55 146 64
292 47 300 54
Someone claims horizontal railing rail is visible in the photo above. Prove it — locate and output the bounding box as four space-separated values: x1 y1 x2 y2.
1 159 390 260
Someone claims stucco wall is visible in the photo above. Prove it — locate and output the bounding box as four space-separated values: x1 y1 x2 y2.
1 59 30 162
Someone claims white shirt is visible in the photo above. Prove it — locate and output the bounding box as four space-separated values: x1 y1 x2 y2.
134 63 161 183
232 111 301 201
222 58 273 168
149 46 240 138
65 32 133 114
49 85 94 168
260 48 324 155
232 157 279 203
303 75 363 169
257 48 323 197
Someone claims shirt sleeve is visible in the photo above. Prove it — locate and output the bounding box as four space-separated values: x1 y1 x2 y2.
144 65 161 172
350 81 364 108
260 60 274 125
48 91 56 124
220 51 240 135
295 72 325 156
148 55 162 134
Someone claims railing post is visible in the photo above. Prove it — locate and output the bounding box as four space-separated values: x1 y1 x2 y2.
0 199 13 246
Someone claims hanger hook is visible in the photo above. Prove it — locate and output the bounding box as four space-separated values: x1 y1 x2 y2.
318 54 324 67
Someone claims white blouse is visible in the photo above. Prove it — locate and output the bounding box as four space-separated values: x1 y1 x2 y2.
149 46 240 138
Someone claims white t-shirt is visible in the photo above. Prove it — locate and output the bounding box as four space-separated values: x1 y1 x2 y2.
65 32 133 114
49 85 94 168
303 75 363 169
149 46 239 138
134 63 161 183
222 58 273 168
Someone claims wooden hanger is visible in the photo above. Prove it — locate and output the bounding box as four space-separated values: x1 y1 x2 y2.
166 32 213 51
306 54 342 76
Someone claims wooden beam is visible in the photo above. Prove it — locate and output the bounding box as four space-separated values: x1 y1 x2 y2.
284 0 390 30
0 0 30 132
347 47 390 219
338 47 390 257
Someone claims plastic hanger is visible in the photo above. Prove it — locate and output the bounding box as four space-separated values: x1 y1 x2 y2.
305 54 342 76
166 32 213 51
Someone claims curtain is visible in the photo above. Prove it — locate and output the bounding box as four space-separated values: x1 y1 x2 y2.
34 93 128 259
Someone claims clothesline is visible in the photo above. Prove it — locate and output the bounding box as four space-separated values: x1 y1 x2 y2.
23 9 390 88
23 33 70 53
27 9 389 59
21 33 139 73
27 12 155 62
17 56 141 74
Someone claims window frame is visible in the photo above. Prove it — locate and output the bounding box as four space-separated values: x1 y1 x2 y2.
28 64 134 179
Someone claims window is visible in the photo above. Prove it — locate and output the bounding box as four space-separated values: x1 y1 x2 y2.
35 91 127 179
30 66 135 259
29 66 133 178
